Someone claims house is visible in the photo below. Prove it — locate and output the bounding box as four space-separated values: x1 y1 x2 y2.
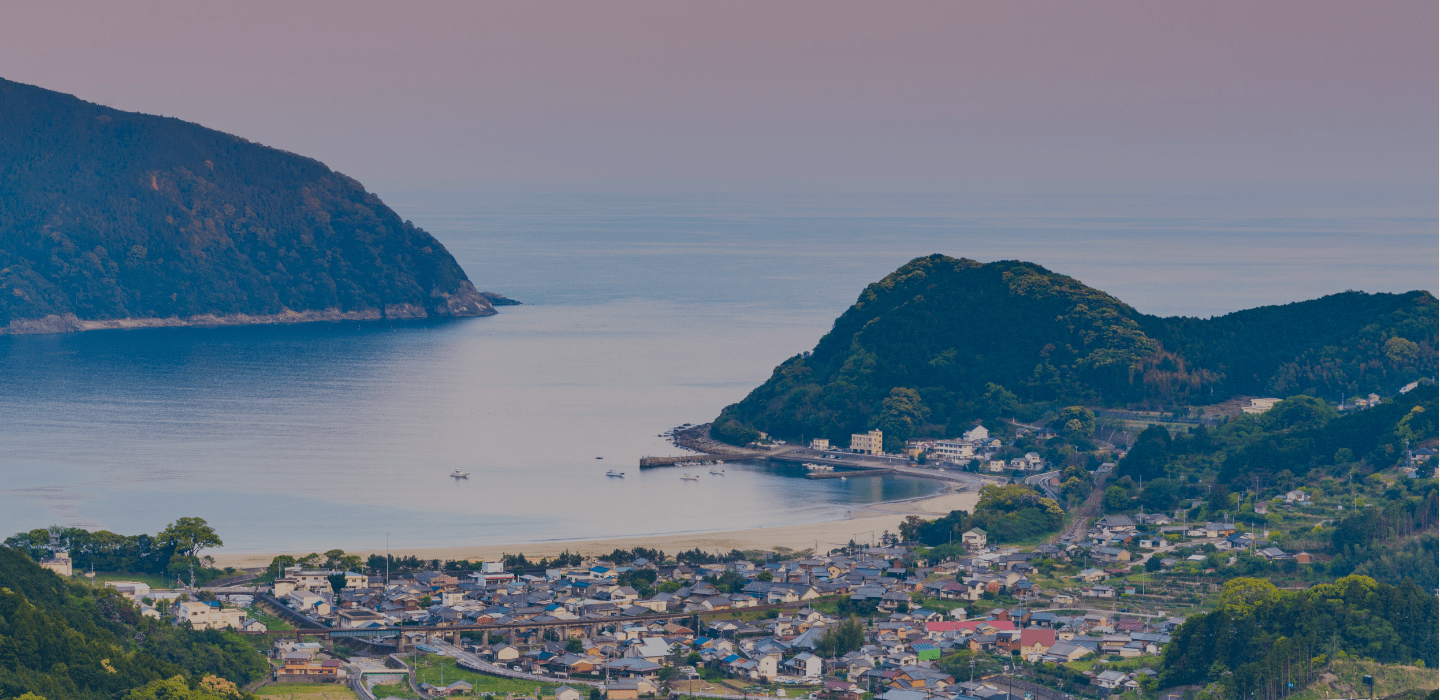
555 686 584 700
174 601 247 631
1077 568 1107 583
1094 670 1129 689
606 678 658 699
337 609 385 629
1096 515 1135 534
1019 629 1056 660
1257 547 1291 560
1092 547 1131 564
785 652 823 677
963 425 989 442
1043 642 1092 662
240 618 268 633
1284 490 1311 504
961 529 987 550
278 652 342 678
1242 398 1281 414
491 644 522 661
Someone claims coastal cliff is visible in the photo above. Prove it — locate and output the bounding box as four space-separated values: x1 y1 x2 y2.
0 77 495 334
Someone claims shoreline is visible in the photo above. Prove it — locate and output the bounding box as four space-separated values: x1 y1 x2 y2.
209 485 978 569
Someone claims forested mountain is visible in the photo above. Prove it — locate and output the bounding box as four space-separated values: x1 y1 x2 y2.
0 77 494 334
0 547 264 699
712 255 1436 448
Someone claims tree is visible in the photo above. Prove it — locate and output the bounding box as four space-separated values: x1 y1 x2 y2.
1140 478 1180 511
979 383 1020 420
1103 485 1132 512
877 387 930 451
158 518 222 559
1207 484 1232 514
327 573 347 595
267 555 296 578
1052 406 1096 440
323 550 347 569
566 637 584 653
757 570 773 582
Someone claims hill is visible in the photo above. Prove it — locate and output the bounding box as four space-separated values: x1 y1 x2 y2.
711 254 1436 449
0 546 265 699
0 77 494 334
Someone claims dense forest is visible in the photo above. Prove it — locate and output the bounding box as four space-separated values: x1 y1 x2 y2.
0 547 264 699
899 483 1065 546
1159 576 1438 700
0 77 494 332
711 255 1436 449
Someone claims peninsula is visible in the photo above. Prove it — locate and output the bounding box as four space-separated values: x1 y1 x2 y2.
0 77 496 335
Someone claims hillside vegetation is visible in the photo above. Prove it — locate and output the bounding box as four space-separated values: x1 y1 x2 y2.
0 77 493 333
1160 576 1437 700
712 255 1435 449
0 547 264 699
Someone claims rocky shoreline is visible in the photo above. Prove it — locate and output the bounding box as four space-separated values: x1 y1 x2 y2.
0 283 515 336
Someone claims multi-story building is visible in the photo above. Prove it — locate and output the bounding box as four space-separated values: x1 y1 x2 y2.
850 430 883 455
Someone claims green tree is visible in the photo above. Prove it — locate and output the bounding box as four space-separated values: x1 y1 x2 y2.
1207 484 1232 514
566 638 584 653
123 676 230 700
980 383 1020 420
1052 406 1097 440
267 555 295 578
322 549 347 569
1140 478 1180 512
877 387 930 451
327 573 347 595
1103 485 1132 512
157 518 222 559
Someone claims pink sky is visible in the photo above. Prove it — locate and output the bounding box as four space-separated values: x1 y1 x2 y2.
2 1 1434 187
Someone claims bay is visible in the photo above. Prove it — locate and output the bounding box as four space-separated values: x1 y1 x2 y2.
0 184 1433 554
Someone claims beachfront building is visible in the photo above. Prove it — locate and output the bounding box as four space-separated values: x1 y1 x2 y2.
811 438 830 449
850 430 883 455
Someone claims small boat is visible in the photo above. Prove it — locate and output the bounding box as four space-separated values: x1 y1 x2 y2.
595 456 603 460
606 470 625 477
840 476 847 481
680 474 700 481
451 469 470 478
709 469 725 475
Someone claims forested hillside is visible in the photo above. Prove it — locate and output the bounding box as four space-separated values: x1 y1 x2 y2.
712 255 1435 448
1160 576 1438 700
0 547 264 699
0 77 494 333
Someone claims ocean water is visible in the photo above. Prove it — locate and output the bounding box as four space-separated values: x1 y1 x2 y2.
0 184 1434 554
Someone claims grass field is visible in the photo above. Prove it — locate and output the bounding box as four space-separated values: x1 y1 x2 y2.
369 682 421 699
255 682 360 699
411 654 568 696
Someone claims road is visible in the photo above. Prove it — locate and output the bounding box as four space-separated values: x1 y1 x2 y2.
1024 470 1062 503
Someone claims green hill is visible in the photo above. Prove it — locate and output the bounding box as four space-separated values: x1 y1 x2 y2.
712 254 1436 449
0 77 494 334
0 546 265 699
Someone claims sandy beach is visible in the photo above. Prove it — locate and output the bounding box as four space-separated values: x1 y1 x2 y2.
210 488 978 569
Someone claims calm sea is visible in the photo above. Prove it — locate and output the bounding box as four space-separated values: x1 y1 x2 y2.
0 184 1434 554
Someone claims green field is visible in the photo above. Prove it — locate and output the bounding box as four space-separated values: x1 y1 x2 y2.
1283 658 1436 700
88 572 174 589
255 682 361 699
410 654 570 697
369 681 421 699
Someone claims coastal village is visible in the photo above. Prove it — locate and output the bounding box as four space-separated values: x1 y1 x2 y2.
43 387 1431 700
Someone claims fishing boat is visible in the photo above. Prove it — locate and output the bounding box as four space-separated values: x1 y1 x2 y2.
450 469 470 478
680 474 700 481
709 468 725 475
606 470 625 477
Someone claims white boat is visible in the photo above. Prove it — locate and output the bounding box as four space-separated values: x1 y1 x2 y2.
709 469 725 475
840 476 847 481
606 470 625 477
680 474 700 481
451 469 469 478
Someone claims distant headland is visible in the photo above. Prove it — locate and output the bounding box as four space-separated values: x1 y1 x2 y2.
0 77 499 335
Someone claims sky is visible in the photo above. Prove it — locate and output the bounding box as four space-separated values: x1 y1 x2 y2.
0 1 1435 189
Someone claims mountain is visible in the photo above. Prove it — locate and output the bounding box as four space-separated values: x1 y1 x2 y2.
0 77 494 334
712 254 1436 448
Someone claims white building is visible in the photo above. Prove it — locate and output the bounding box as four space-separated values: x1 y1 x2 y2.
811 438 830 450
1242 398 1282 414
174 601 247 630
963 425 990 442
850 430 883 455
934 440 974 461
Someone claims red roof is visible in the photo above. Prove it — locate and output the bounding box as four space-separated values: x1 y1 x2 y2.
1020 629 1056 647
927 619 1015 633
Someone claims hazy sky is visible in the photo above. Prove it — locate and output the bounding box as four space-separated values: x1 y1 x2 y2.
2 1 1435 188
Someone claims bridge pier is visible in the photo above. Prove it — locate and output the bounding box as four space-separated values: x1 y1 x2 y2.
482 629 489 647
396 632 407 652
324 636 334 652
